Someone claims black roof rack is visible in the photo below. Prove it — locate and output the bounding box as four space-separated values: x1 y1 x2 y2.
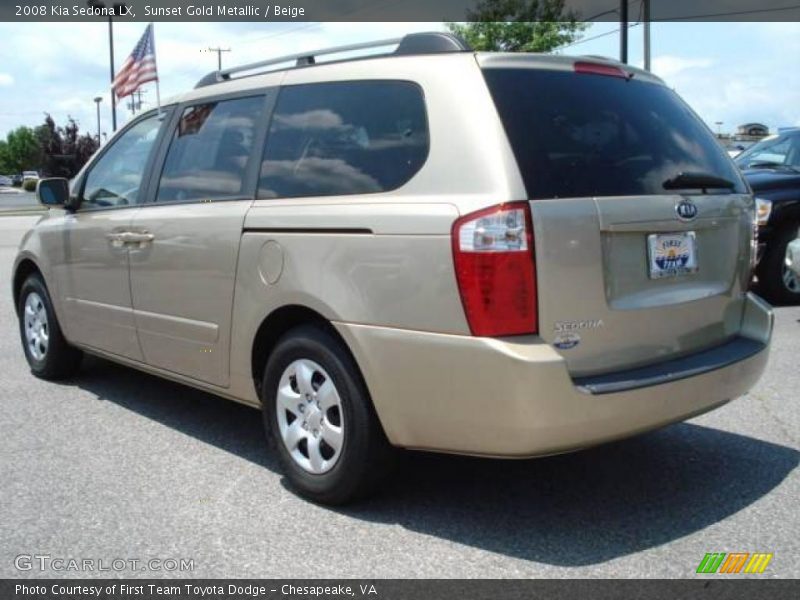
194 32 471 89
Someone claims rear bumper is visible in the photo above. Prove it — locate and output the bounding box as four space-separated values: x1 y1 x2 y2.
336 293 773 458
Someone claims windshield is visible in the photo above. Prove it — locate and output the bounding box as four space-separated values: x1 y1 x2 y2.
735 132 800 169
483 68 747 199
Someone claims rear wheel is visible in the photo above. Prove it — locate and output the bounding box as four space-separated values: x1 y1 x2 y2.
262 325 395 504
17 273 82 379
758 224 800 305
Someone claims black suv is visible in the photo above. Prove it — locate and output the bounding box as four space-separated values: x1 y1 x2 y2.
736 129 800 304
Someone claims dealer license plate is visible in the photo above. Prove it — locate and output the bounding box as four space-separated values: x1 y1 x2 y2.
647 232 698 279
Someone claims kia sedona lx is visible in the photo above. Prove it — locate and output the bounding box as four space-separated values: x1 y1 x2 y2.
14 33 773 504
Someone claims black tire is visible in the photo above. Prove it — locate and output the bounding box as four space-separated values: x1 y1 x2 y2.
17 273 82 380
262 324 395 505
757 225 800 305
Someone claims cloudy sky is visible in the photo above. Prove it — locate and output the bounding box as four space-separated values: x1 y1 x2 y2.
0 20 798 140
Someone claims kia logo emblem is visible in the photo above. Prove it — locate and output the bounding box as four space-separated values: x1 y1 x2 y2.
676 200 698 221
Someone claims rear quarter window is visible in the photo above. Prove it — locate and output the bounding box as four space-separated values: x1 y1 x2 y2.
258 80 429 198
483 68 746 199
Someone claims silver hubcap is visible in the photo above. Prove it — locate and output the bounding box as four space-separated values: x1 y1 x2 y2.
24 292 49 361
276 359 344 474
783 235 800 293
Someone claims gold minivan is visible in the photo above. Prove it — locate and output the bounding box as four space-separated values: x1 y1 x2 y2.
14 33 773 503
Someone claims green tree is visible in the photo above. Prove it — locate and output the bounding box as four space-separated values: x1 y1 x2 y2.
448 0 587 53
0 116 99 178
0 126 42 174
0 140 9 173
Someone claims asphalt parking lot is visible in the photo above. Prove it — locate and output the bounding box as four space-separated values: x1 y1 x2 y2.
0 215 797 579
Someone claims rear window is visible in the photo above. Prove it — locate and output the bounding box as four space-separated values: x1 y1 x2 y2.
483 68 746 199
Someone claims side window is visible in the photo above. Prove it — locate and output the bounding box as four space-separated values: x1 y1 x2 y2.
258 81 429 199
156 96 264 203
82 114 163 209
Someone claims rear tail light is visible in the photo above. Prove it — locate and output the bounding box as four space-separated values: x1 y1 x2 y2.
451 202 538 337
574 61 629 79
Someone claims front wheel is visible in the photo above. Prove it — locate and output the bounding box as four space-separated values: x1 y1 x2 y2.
18 273 82 379
262 325 395 505
758 224 800 305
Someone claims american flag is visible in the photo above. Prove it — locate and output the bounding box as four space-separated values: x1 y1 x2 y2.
113 23 158 101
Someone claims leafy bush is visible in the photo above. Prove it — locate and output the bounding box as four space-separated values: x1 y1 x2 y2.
22 178 37 192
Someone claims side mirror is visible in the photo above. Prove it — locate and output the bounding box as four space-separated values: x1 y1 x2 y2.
36 178 70 207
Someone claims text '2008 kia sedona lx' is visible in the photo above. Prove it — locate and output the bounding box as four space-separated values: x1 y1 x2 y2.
14 33 773 504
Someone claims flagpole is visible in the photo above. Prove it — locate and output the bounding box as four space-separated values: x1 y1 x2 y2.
151 23 162 117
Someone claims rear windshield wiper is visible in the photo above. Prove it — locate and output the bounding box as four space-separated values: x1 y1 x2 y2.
663 171 735 192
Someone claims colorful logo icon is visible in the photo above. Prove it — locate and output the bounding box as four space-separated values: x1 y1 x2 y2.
696 552 773 574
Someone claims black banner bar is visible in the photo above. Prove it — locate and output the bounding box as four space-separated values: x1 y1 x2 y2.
3 0 800 22
2 580 799 600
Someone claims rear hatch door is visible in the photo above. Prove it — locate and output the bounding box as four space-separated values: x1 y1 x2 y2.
482 58 753 376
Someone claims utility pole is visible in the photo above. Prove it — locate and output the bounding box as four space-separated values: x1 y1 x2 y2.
619 0 629 64
127 89 147 115
643 0 651 71
204 46 231 71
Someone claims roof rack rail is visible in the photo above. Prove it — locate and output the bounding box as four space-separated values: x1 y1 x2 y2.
195 31 471 89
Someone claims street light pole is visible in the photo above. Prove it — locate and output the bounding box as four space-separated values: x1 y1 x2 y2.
94 96 103 143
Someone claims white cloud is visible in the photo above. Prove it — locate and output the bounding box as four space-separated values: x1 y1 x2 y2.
1 21 798 139
0 22 441 138
654 48 800 131
651 56 713 80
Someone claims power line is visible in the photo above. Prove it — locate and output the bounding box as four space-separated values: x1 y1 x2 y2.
653 3 800 21
558 1 800 53
558 22 642 51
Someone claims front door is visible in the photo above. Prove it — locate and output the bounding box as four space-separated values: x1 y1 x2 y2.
53 112 168 360
129 95 268 386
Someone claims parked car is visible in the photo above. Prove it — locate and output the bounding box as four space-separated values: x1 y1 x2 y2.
22 170 39 182
735 129 800 304
0 175 13 187
11 174 23 187
13 33 772 504
787 239 800 279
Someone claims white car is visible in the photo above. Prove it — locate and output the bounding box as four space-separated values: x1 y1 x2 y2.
22 171 39 182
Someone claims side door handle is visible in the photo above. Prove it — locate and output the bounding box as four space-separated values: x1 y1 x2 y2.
106 232 126 248
121 232 155 244
106 231 155 248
